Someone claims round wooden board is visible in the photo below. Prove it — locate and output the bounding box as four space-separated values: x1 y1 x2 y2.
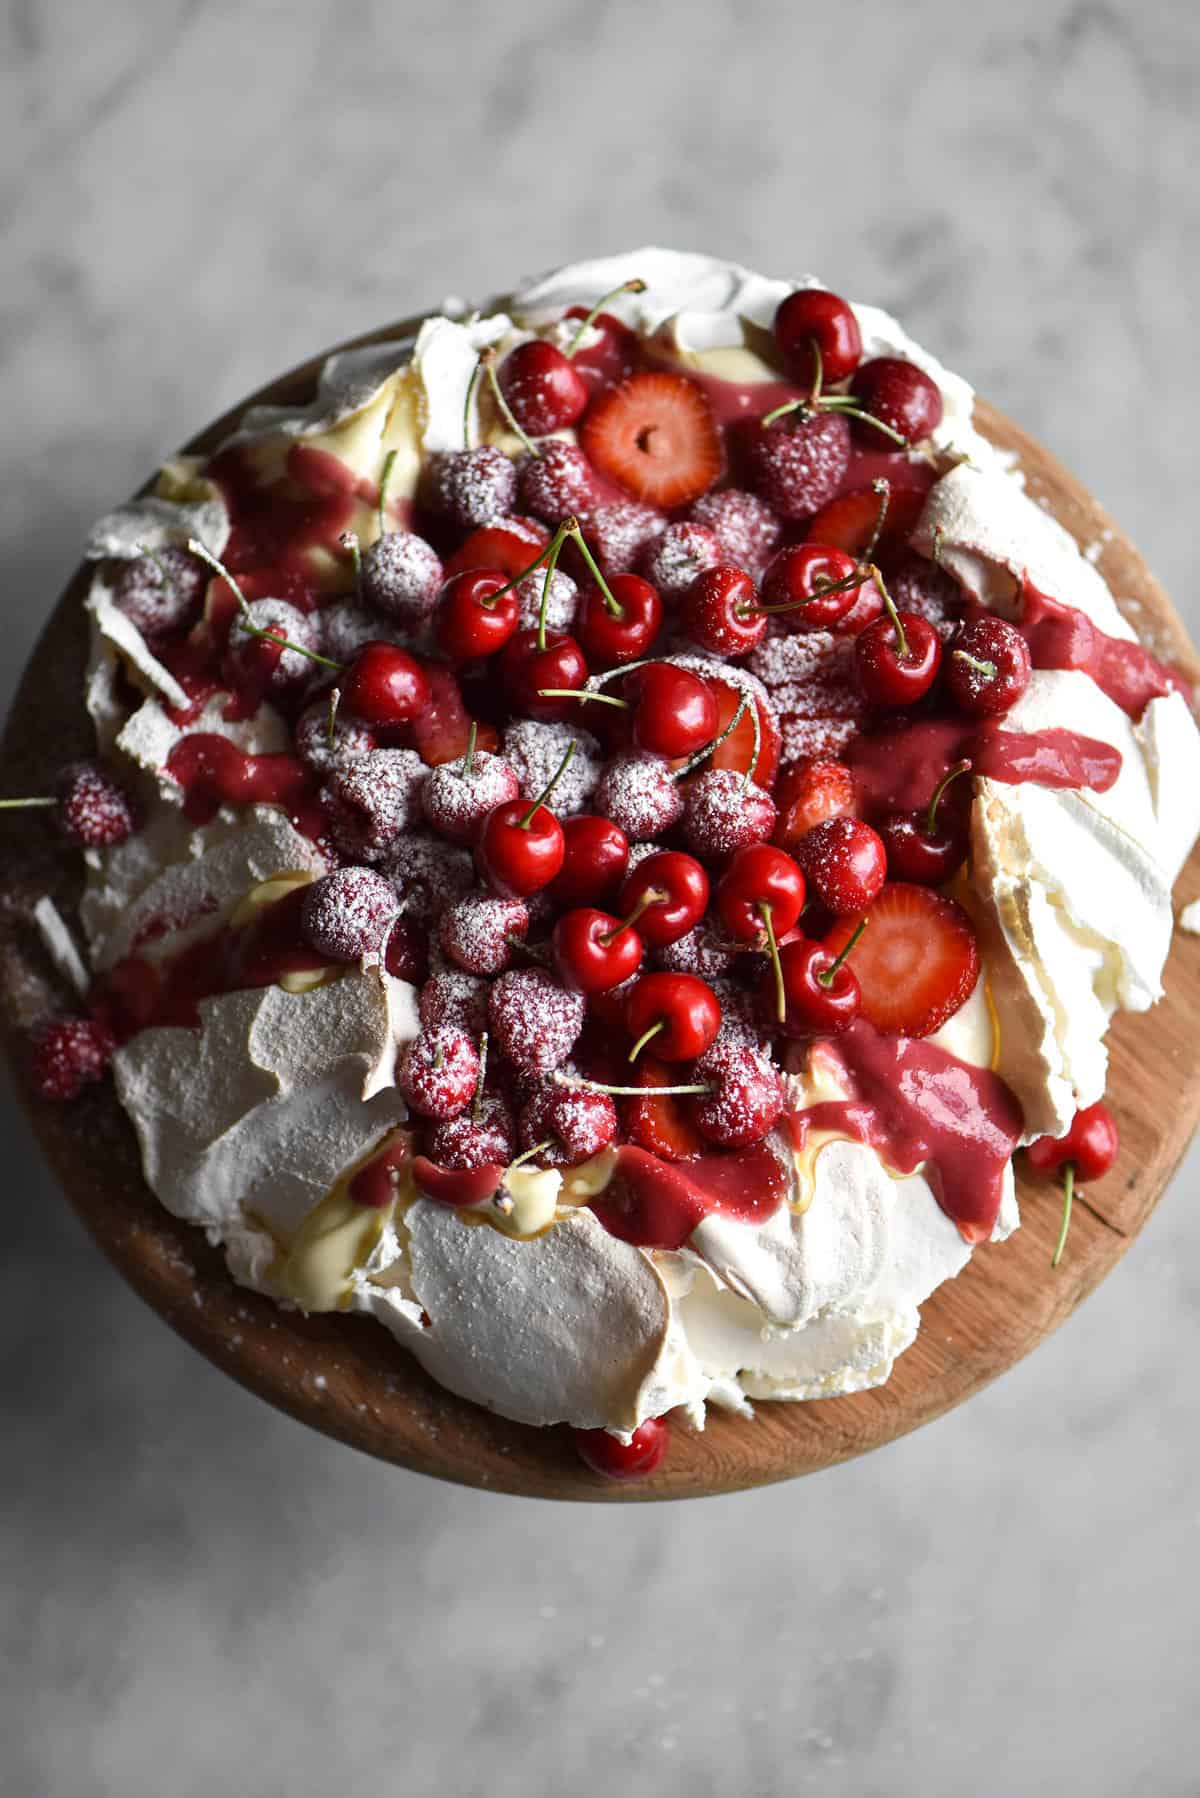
4 315 1200 1502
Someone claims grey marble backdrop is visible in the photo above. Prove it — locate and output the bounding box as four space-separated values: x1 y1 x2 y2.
3 3 1198 1794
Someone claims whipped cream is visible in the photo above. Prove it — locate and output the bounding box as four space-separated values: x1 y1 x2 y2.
65 249 1200 1440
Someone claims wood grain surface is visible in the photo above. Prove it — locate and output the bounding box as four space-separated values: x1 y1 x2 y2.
3 316 1199 1501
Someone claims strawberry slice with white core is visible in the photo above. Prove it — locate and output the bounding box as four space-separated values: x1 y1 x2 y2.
822 882 980 1038
580 372 723 508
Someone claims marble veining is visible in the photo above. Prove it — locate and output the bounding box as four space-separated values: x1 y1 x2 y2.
2 3 1199 1794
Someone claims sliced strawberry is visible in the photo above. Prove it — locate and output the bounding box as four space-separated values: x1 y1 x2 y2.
408 661 498 765
580 372 723 508
771 758 856 851
805 483 928 562
622 1056 705 1162
823 883 980 1038
702 676 781 793
443 515 550 580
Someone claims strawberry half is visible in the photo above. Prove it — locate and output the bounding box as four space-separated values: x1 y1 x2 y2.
580 372 723 508
823 883 980 1038
771 758 856 851
408 662 498 765
702 676 781 793
805 483 928 562
622 1056 705 1161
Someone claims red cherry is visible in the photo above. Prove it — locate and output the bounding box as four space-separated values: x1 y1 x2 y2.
945 615 1032 717
560 303 639 394
679 566 767 657
716 844 806 945
758 543 865 633
519 1084 618 1167
624 662 718 758
396 1028 479 1121
855 610 943 707
624 972 721 1062
575 573 663 667
435 569 521 661
573 1416 669 1481
773 288 863 386
878 758 972 885
848 358 943 446
442 515 549 580
797 816 887 915
384 916 430 984
501 627 588 721
1026 1101 1119 1185
550 815 630 907
617 850 709 948
341 641 431 727
476 798 565 897
768 934 861 1038
552 906 645 994
771 758 856 852
499 338 589 435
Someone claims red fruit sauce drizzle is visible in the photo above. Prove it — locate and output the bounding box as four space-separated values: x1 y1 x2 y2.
1017 578 1185 720
589 1142 788 1248
847 714 1122 820
797 1020 1024 1243
165 733 324 837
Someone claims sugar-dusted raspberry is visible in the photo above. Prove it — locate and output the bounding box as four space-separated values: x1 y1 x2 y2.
56 760 140 848
425 447 517 530
418 968 490 1035
513 567 578 634
594 752 683 841
320 601 400 665
112 545 207 640
639 520 723 599
688 489 783 570
518 442 595 526
320 747 426 862
691 1040 784 1148
887 553 963 641
383 831 475 915
293 696 376 779
488 968 585 1074
397 1027 480 1121
583 501 667 574
682 769 776 856
519 1084 618 1167
300 867 399 962
747 626 842 692
501 719 601 818
654 920 737 978
30 1015 115 1102
360 530 444 628
425 1091 515 1170
421 750 519 843
744 410 852 520
227 599 320 696
439 892 529 975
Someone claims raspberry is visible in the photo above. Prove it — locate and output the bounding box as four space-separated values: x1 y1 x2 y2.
517 442 595 526
418 968 490 1035
425 1091 515 1169
383 832 474 914
426 447 517 530
112 546 207 640
887 553 963 642
691 1041 784 1148
439 892 529 974
639 520 723 599
488 968 585 1074
654 921 737 978
397 1027 480 1120
688 489 783 570
360 530 444 628
320 748 426 862
30 1016 114 1102
501 719 601 818
583 501 666 574
593 752 683 841
421 751 519 843
299 867 399 962
513 568 578 634
682 769 776 856
744 410 851 520
320 602 400 665
56 760 140 848
293 697 376 779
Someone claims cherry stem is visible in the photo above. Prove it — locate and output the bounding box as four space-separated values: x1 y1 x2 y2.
807 336 824 406
818 917 868 988
555 1071 712 1098
376 449 398 539
326 687 341 748
759 900 785 1024
750 565 865 618
759 393 907 448
1051 1162 1074 1268
471 1030 488 1123
462 358 483 449
952 649 998 680
925 759 972 835
187 539 345 672
506 1138 554 1174
628 1018 665 1064
518 739 576 829
872 568 909 660
481 524 566 608
480 348 540 460
537 687 628 709
600 887 664 944
135 542 173 589
862 478 891 565
340 530 362 594
568 523 622 616
0 797 58 811
536 519 573 651
563 278 646 358
673 693 748 781
462 720 478 778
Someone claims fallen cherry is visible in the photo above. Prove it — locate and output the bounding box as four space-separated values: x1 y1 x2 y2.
1026 1099 1119 1267
767 917 867 1039
617 850 709 948
945 615 1032 717
342 641 431 728
551 905 645 995
435 569 521 662
773 287 863 386
797 816 887 916
573 1415 669 1481
476 740 576 897
624 971 721 1063
680 566 767 657
879 759 973 885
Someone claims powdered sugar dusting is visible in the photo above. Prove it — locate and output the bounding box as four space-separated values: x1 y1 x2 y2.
594 752 684 840
488 968 585 1073
502 719 601 817
320 748 426 861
